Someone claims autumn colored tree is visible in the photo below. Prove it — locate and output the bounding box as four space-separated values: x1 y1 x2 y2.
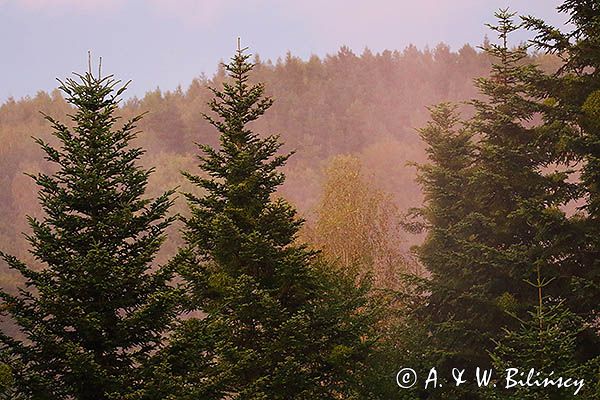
0 44 562 293
307 154 408 288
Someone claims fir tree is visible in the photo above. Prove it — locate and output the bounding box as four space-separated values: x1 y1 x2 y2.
157 45 383 399
410 102 483 397
489 301 599 399
523 0 600 327
489 268 599 399
412 11 576 397
0 70 179 399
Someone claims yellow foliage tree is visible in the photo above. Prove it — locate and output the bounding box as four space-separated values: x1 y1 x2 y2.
308 155 409 288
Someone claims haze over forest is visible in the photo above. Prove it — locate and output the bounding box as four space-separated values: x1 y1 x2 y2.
0 1 569 286
1 0 567 102
0 43 562 289
3 0 600 397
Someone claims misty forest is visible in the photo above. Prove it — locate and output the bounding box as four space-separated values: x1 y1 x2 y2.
0 1 599 399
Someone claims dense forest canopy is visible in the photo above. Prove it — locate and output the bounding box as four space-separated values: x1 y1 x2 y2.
2 1 600 396
0 43 561 289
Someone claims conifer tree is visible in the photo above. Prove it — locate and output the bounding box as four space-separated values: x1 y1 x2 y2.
489 292 600 398
159 45 383 399
523 0 600 325
409 102 483 397
412 12 576 396
0 70 179 399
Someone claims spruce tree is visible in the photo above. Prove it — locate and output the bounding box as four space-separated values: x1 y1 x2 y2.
0 70 179 399
523 0 600 326
489 290 600 399
158 45 382 399
412 11 576 397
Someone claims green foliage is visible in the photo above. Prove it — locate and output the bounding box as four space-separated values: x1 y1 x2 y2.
0 45 562 302
524 0 600 349
411 10 584 399
152 46 385 399
0 3 596 400
0 72 180 399
489 301 600 399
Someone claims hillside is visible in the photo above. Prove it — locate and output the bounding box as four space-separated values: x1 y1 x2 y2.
0 43 561 288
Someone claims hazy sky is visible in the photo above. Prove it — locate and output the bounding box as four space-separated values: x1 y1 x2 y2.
1 0 569 102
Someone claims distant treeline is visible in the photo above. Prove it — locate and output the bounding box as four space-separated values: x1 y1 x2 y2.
0 43 561 288
2 1 600 398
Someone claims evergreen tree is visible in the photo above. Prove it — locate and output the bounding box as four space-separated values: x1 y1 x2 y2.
0 71 179 399
523 0 600 326
489 303 599 399
410 102 482 398
412 11 576 397
156 45 384 399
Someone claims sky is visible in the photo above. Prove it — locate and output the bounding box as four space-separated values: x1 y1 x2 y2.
0 0 569 102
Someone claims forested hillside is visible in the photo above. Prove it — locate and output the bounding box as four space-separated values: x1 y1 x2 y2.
2 1 600 396
0 43 560 290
